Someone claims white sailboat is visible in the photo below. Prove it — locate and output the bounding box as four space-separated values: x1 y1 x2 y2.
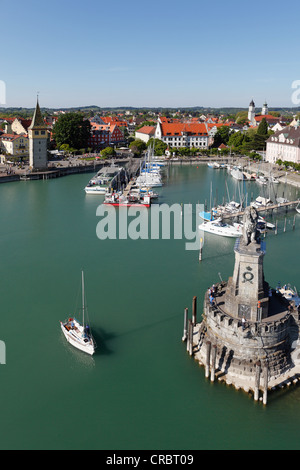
296 202 300 214
60 271 96 355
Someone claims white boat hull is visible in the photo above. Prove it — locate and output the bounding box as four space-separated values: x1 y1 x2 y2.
231 169 245 180
60 321 95 355
199 220 242 238
85 186 107 194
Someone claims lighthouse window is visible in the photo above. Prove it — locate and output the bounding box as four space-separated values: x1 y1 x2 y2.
35 131 39 135
41 131 46 135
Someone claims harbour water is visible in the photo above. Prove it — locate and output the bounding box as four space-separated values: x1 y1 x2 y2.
0 163 299 450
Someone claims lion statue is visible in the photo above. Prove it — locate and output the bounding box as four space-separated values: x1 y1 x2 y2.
242 206 259 245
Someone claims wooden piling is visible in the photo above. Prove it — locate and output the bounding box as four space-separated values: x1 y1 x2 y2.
205 341 211 378
254 360 261 401
210 345 217 382
186 318 190 352
192 297 197 325
263 364 268 405
199 237 203 261
189 320 193 356
182 308 188 342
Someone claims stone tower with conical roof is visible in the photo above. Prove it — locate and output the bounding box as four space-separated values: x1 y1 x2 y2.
28 99 48 170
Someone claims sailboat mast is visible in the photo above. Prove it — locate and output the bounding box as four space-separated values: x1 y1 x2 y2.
82 270 85 327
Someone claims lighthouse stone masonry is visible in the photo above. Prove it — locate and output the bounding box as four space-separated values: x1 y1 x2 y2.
190 206 300 399
225 206 269 321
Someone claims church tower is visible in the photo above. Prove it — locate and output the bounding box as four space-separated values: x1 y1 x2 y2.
261 101 268 116
28 99 48 170
248 99 255 124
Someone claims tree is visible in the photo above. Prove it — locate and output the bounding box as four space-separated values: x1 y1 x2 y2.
213 126 232 147
52 112 91 150
147 138 167 156
257 117 268 136
235 111 248 125
129 139 146 156
252 118 268 150
101 147 116 159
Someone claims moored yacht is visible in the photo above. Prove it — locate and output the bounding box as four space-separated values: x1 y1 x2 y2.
199 218 242 238
231 167 245 180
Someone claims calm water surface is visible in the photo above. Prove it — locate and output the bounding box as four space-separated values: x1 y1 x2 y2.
0 163 299 450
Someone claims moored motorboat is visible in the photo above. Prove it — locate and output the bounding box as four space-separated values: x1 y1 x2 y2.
103 192 151 207
256 175 268 185
231 167 245 180
207 162 220 169
199 218 242 238
276 282 300 307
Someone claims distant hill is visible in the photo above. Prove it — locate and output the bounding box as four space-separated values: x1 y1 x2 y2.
1 105 300 116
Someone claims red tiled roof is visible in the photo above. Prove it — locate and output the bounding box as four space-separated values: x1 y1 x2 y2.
1 133 25 141
255 114 279 122
160 122 208 136
136 126 155 135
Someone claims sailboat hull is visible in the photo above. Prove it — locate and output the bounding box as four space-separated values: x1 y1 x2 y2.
60 321 95 355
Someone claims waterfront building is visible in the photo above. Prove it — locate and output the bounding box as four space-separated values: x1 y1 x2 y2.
89 118 124 150
0 133 29 157
88 129 110 150
254 114 280 128
28 99 48 170
134 125 156 143
11 118 32 135
154 118 209 149
266 123 300 164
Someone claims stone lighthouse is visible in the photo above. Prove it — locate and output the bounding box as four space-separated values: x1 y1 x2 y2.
184 206 300 403
28 98 48 170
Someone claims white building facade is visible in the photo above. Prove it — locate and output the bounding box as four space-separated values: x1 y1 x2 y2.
266 125 300 164
154 119 209 148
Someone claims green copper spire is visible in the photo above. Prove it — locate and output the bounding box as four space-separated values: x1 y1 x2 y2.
29 98 47 129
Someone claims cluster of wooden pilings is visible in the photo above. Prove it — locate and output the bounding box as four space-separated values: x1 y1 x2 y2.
182 297 197 356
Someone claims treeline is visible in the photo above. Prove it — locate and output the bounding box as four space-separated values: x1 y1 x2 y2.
213 118 271 153
276 159 300 171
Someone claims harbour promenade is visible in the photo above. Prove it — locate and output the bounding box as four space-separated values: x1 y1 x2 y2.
0 155 140 183
0 154 300 189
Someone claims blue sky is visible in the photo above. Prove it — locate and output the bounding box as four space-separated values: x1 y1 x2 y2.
1 0 300 109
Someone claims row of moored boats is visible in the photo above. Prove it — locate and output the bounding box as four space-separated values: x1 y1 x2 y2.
208 161 280 184
84 154 166 207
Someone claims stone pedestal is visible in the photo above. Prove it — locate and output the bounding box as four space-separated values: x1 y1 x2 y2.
224 238 269 321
